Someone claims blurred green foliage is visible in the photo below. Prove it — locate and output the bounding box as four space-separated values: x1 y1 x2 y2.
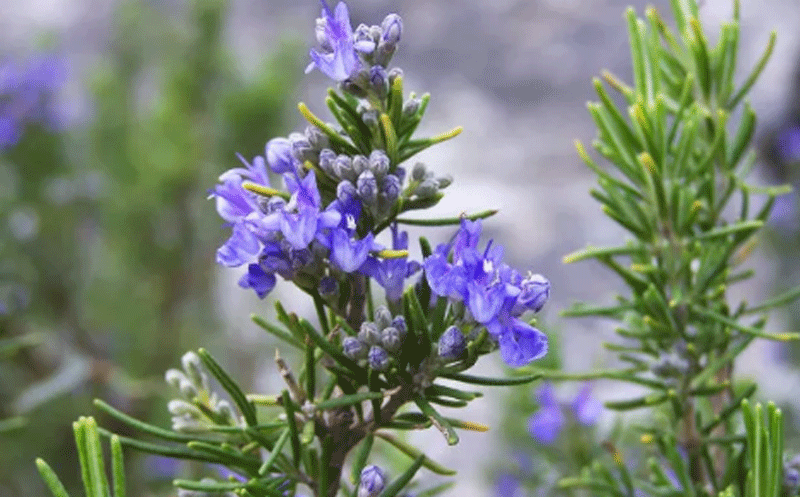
0 0 299 494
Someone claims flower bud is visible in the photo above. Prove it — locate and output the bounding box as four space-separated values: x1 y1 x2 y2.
179 378 198 400
358 465 386 497
382 174 401 203
411 162 426 181
353 23 376 53
343 336 367 360
369 65 388 97
352 154 369 176
357 170 378 204
362 110 380 129
168 399 202 418
518 274 550 313
402 97 421 117
436 174 453 189
438 326 467 359
414 179 438 198
381 326 403 353
318 276 338 297
337 180 357 203
391 315 407 335
374 305 392 330
333 154 354 181
305 125 328 150
181 352 205 386
369 150 390 178
266 137 296 174
368 346 390 371
165 369 187 389
319 148 337 175
387 67 403 84
290 131 313 162
358 321 381 346
381 14 403 45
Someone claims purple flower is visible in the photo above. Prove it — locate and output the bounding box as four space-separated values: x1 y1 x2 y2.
307 1 360 81
423 219 549 367
238 263 277 299
0 54 66 149
361 225 421 302
776 125 800 163
266 138 299 174
527 383 564 445
571 383 602 426
494 472 520 497
331 227 375 272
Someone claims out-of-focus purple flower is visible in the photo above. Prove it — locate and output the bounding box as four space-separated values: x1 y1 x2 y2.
144 455 182 480
423 219 549 367
527 383 565 445
776 125 800 163
0 54 66 149
571 382 602 426
307 1 360 81
494 472 520 497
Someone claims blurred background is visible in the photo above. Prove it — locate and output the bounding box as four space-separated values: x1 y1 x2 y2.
1 0 799 496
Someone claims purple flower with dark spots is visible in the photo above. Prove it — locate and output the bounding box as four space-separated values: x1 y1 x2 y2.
307 1 360 81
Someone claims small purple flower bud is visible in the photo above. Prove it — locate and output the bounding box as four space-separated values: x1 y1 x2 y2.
784 466 800 490
266 137 297 174
305 125 328 150
375 305 393 330
436 175 453 189
333 154 354 181
369 65 388 97
402 97 420 117
357 170 378 204
369 25 382 42
381 14 403 45
289 131 313 161
518 273 550 313
391 315 407 335
382 175 401 203
438 326 467 359
381 326 402 353
337 180 357 203
352 155 369 176
369 150 390 178
414 179 438 198
387 67 403 84
353 23 376 53
343 336 367 360
358 465 386 497
318 148 337 175
367 346 390 371
358 322 381 345
394 166 406 184
411 162 426 181
362 110 379 129
318 276 338 297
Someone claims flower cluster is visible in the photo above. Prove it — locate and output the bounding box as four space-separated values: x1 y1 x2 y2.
164 352 242 432
307 1 402 90
527 382 601 445
0 54 65 149
342 305 406 370
424 219 550 366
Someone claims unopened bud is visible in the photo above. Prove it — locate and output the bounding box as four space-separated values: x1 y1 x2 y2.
411 162 426 181
438 326 467 359
381 326 403 353
358 322 381 346
343 336 367 360
358 465 386 497
374 305 392 330
368 346 390 371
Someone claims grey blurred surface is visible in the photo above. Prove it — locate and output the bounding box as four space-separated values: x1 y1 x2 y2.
6 0 800 495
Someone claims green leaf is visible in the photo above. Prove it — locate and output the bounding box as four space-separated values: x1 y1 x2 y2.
93 399 198 443
259 428 291 476
379 454 426 497
439 371 541 386
197 348 258 427
110 436 126 497
350 434 374 483
413 396 458 445
396 209 498 226
250 314 304 349
36 459 71 497
315 390 388 410
727 31 775 110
